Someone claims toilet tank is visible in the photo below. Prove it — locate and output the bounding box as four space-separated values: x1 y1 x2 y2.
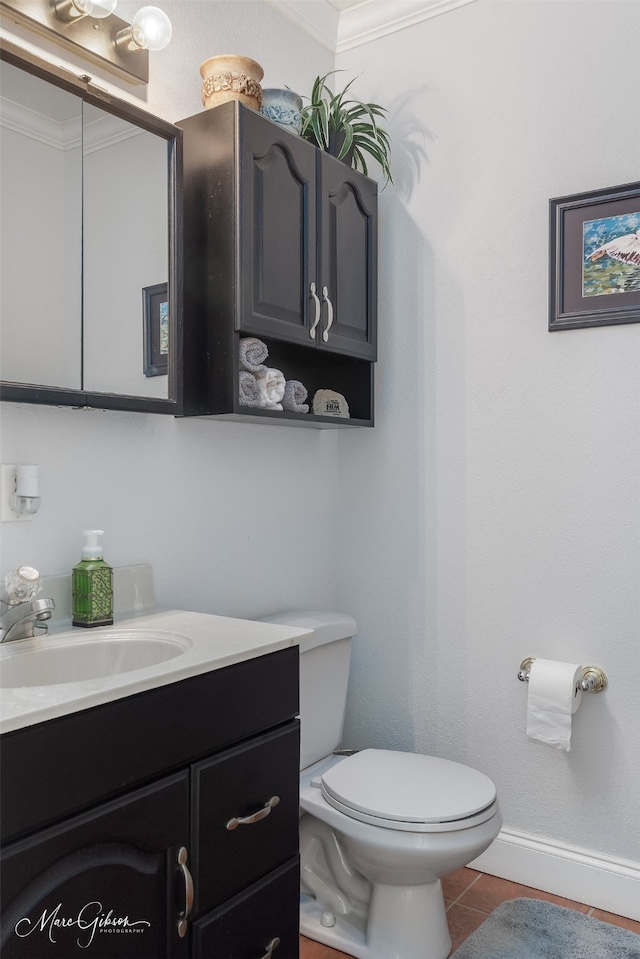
257 610 357 770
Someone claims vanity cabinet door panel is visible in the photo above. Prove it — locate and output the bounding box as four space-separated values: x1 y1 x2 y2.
317 153 377 361
239 108 317 343
191 722 300 917
0 772 189 959
192 858 299 959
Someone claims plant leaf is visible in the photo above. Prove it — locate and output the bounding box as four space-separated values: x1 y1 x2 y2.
355 139 393 183
352 145 369 178
338 122 354 160
330 75 359 113
309 110 326 149
319 99 330 146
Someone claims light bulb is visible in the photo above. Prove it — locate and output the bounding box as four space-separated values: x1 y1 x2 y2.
87 0 118 19
132 6 172 50
54 0 117 21
116 6 172 53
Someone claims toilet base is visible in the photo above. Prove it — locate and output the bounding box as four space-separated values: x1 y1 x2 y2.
300 878 452 959
301 894 369 959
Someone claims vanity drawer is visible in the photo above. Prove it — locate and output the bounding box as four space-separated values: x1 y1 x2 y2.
191 721 299 917
1 647 298 844
192 857 299 959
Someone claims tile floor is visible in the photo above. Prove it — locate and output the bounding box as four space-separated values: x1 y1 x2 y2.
299 867 640 958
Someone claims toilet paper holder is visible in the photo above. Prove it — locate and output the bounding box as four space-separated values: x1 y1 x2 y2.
517 658 608 693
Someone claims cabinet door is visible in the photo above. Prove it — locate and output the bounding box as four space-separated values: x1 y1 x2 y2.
318 154 378 360
191 722 300 917
193 858 299 959
0 772 190 959
239 110 318 343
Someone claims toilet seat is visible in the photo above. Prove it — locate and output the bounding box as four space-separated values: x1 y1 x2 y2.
320 749 498 833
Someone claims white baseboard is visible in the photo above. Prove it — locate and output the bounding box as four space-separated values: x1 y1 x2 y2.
470 827 640 922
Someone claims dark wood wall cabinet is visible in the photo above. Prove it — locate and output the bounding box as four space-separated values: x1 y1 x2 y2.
0 648 300 959
178 101 378 427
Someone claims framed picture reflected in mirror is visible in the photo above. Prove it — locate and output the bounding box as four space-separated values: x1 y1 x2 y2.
143 283 169 376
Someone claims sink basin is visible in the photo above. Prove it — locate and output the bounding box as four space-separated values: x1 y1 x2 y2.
0 629 192 688
0 608 312 735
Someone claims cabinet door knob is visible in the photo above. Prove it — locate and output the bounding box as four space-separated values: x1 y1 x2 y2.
176 846 194 938
226 795 280 831
260 937 281 959
309 282 321 339
322 287 334 343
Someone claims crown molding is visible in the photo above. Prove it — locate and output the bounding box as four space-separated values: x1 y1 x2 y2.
265 0 477 54
0 95 140 152
82 111 142 154
336 0 477 52
0 95 78 148
264 0 340 52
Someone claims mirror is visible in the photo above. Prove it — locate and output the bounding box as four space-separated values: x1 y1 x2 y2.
0 44 182 412
0 61 82 390
82 102 169 397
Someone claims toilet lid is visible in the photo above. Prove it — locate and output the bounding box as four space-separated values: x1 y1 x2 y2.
320 749 497 829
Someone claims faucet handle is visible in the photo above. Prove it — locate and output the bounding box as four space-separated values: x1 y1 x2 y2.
4 566 41 604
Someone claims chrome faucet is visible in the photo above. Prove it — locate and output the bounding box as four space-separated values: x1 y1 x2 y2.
0 566 55 643
0 597 56 643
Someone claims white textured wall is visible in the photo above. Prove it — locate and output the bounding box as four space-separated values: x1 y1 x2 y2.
337 0 640 866
2 0 639 879
0 2 338 619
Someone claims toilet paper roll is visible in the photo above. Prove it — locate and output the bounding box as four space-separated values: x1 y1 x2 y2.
526 659 583 752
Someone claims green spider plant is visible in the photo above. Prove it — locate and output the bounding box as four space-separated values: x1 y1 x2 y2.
300 71 393 186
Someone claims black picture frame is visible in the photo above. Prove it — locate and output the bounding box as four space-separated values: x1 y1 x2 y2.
143 283 169 376
549 181 640 331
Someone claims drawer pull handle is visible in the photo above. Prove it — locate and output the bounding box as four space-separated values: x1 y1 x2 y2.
226 795 280 831
322 287 334 343
309 283 321 339
176 846 194 938
260 937 281 959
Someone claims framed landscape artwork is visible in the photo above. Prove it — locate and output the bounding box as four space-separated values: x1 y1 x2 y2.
549 182 640 331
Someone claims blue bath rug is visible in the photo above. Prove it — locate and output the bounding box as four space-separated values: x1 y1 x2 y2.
450 898 640 959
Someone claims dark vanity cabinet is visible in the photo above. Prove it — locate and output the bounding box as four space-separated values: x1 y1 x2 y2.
179 100 377 426
0 648 300 959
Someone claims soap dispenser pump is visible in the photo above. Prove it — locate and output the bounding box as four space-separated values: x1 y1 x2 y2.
72 530 113 627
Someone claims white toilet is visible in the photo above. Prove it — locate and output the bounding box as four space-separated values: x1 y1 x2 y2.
259 611 502 959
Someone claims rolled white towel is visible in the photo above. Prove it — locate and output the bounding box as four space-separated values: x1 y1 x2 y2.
266 368 285 405
282 379 309 414
238 370 261 407
255 367 285 410
238 337 269 373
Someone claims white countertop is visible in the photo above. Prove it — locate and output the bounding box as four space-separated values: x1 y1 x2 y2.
0 609 313 734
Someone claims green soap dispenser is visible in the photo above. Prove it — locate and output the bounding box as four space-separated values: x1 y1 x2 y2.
72 530 114 627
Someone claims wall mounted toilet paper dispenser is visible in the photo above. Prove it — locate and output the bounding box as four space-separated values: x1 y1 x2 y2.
518 658 608 693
